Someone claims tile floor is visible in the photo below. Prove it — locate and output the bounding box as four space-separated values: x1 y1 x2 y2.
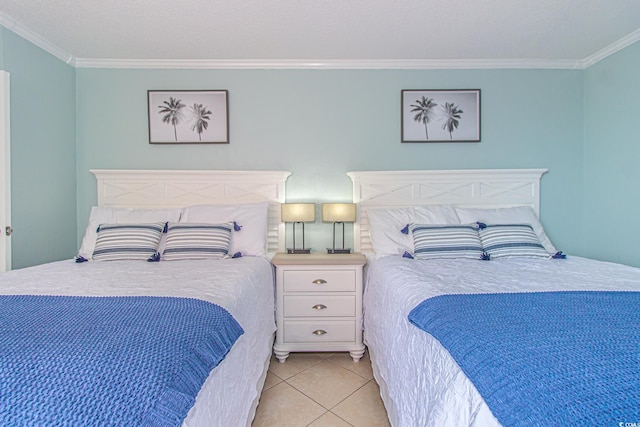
252 351 390 427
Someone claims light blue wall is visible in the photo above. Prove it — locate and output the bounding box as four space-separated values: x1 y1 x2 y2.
8 25 621 266
0 29 4 69
584 42 640 267
1 29 77 269
76 68 584 253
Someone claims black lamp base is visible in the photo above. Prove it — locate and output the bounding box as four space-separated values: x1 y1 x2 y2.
327 248 351 254
287 248 311 254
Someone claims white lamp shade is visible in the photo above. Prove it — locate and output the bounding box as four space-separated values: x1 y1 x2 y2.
281 203 316 222
322 203 356 223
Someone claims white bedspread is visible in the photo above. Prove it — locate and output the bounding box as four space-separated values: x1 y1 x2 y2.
0 257 275 427
364 255 640 427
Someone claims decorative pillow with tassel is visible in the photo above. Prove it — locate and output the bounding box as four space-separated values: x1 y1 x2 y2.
161 222 234 261
405 223 486 260
91 222 166 261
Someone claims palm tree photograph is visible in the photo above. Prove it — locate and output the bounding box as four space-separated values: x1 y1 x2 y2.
410 96 438 140
401 89 480 142
189 103 212 142
440 102 464 140
148 90 229 144
158 97 185 142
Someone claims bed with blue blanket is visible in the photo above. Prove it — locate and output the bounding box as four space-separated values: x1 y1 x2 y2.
364 255 640 427
0 256 275 427
0 169 289 426
348 169 640 427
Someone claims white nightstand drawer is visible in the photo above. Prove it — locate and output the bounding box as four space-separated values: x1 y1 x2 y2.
283 295 356 317
283 270 355 292
284 320 356 343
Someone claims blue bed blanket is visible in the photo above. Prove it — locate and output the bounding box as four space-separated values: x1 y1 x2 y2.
0 295 244 426
408 291 640 426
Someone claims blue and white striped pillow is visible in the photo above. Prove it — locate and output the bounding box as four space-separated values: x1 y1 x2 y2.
410 224 484 260
92 222 165 261
478 223 550 259
161 222 232 261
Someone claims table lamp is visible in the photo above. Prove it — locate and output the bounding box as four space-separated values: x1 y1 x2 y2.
322 203 356 254
281 203 315 254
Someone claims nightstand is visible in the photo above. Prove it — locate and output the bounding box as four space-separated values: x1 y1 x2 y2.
272 252 366 363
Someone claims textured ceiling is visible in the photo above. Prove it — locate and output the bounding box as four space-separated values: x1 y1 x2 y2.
0 0 639 65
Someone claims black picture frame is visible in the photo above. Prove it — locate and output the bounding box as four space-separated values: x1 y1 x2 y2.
148 90 229 144
401 89 480 143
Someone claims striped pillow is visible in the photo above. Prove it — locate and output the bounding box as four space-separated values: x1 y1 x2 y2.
162 222 232 261
92 222 165 261
478 223 550 259
410 224 484 260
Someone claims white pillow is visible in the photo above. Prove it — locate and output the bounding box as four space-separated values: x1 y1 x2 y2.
455 206 557 254
366 205 460 258
78 207 182 260
179 202 269 257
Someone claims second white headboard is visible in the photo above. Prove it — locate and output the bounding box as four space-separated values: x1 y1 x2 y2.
347 169 548 254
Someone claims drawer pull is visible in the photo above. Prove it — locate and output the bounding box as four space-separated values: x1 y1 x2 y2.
312 329 327 336
312 304 327 310
312 279 327 284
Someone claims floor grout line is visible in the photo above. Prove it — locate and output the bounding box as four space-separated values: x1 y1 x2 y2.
303 409 329 427
328 378 372 409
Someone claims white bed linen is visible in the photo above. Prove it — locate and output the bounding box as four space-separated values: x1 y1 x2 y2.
364 255 640 427
0 257 275 427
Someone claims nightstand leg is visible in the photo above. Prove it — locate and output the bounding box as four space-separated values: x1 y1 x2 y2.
349 347 365 362
274 349 290 363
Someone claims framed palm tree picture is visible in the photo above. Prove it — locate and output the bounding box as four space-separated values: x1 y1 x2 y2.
148 90 229 144
401 89 480 142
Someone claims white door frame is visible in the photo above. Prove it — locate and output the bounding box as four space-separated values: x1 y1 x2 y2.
0 70 11 272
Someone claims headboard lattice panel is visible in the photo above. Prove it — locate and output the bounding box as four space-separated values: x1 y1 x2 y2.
91 169 291 254
347 169 547 254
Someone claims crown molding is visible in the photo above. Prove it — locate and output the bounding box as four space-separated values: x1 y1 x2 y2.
579 28 640 69
1 11 638 71
0 13 74 65
74 57 582 70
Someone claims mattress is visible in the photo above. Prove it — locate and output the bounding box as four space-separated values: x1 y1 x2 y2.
0 256 275 427
363 255 640 427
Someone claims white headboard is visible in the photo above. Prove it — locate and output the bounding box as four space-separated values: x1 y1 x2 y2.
347 169 548 254
91 169 291 254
